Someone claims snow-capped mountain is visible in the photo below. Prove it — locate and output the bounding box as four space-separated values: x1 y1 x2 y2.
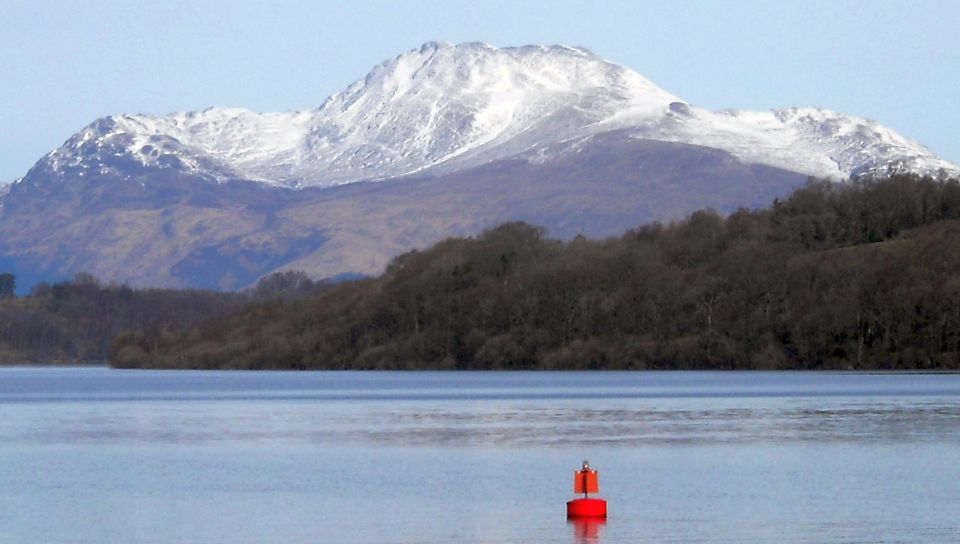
23 41 958 189
2 41 958 292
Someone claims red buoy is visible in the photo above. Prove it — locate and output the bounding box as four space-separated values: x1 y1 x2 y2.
566 460 607 518
567 497 607 518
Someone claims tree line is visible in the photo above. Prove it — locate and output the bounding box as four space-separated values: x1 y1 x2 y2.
110 173 960 370
0 270 319 363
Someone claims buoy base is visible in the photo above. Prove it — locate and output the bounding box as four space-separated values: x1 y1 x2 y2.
567 497 607 518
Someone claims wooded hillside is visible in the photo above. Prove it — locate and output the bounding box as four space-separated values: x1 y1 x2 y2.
110 174 960 370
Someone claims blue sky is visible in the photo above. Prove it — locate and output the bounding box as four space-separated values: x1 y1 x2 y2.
1 0 958 183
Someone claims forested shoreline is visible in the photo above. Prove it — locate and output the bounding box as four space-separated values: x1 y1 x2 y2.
0 271 317 363
100 173 960 370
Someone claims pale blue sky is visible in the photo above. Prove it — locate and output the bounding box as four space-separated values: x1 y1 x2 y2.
1 0 958 183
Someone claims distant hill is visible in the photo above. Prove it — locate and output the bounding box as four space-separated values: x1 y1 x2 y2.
1 42 956 291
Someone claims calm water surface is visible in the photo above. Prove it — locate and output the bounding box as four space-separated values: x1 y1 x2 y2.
1 368 959 544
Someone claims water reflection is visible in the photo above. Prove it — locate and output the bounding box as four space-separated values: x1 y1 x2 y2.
569 518 606 544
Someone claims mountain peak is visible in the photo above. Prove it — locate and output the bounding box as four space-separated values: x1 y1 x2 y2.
419 39 455 52
18 42 959 190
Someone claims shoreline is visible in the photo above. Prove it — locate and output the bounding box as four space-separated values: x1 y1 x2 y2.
0 361 108 367
3 364 959 375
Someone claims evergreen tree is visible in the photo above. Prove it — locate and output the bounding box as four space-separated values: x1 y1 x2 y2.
0 273 15 299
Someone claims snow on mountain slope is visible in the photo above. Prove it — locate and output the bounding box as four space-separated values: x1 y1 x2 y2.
298 41 680 183
23 41 959 188
606 104 958 179
40 108 314 183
